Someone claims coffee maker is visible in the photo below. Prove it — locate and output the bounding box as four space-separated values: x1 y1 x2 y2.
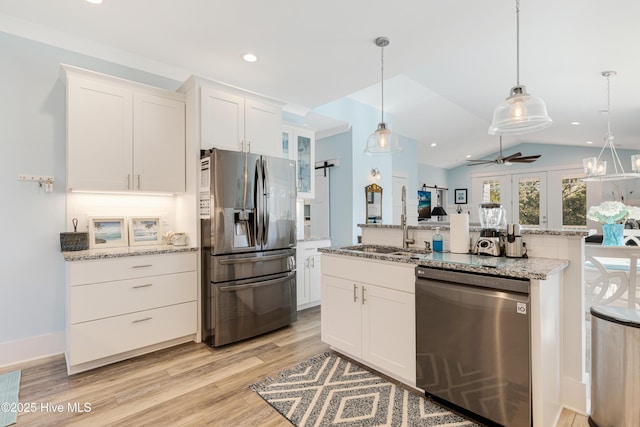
505 223 526 258
474 203 506 256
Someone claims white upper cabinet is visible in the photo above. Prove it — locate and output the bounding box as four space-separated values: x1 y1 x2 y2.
133 93 186 192
62 65 186 193
200 87 244 152
185 77 284 157
283 124 315 198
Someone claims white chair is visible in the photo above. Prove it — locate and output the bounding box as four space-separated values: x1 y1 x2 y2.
584 244 640 309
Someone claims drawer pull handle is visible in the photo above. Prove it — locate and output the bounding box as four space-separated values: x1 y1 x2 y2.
132 264 152 269
132 317 152 324
353 283 358 303
132 284 153 289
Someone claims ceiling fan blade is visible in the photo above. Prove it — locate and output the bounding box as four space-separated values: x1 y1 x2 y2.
502 152 523 162
466 159 496 165
510 154 542 163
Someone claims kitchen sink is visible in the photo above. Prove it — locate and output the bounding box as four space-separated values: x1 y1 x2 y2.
343 245 401 254
343 245 430 258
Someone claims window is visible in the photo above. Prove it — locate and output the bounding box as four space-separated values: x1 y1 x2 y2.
482 180 501 203
562 175 586 228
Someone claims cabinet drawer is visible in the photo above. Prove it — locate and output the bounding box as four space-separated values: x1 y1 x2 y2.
68 301 196 365
68 252 197 285
69 271 197 323
322 254 415 294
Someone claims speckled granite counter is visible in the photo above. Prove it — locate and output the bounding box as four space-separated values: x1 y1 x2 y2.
298 236 331 242
62 245 198 261
318 245 568 280
358 223 589 237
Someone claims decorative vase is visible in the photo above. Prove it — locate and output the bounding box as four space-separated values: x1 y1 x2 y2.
602 223 624 246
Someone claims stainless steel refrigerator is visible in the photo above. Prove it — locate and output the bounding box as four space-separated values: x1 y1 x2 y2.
200 148 297 347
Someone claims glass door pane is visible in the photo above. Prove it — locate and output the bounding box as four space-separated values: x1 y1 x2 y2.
512 172 547 228
297 135 312 194
561 175 586 227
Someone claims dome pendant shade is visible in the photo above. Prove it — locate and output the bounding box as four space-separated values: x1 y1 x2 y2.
489 0 552 136
364 36 401 156
365 122 401 155
489 85 552 135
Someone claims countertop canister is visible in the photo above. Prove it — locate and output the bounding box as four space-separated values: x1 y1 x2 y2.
449 213 470 254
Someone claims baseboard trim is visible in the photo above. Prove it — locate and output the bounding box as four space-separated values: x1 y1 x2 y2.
563 375 589 415
0 332 65 368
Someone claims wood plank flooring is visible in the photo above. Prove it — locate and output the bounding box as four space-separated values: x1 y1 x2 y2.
2 306 588 426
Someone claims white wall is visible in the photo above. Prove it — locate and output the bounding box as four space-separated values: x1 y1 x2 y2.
0 31 181 364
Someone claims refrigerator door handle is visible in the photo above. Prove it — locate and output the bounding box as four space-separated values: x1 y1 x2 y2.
262 158 270 246
218 253 292 265
254 158 263 247
219 273 294 292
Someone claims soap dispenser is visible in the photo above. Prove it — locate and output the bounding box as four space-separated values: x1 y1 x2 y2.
432 227 443 252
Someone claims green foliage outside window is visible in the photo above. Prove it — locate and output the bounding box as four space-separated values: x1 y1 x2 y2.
562 177 586 226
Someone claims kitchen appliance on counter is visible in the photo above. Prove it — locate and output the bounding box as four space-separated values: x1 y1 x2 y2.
416 266 531 427
200 149 297 347
505 223 526 258
474 202 506 256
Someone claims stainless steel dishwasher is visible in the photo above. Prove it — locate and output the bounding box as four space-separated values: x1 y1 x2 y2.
416 266 531 427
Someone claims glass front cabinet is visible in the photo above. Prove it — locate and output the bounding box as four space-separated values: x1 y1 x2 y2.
282 124 315 199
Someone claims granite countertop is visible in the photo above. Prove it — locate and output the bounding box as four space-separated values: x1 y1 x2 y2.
298 236 331 242
358 223 589 237
62 245 198 261
318 245 569 280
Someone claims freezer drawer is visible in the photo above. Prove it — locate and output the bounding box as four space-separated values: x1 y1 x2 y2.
416 272 531 427
209 248 295 283
209 271 297 347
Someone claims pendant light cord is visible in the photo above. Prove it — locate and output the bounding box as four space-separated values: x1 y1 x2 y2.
380 42 385 124
516 0 520 86
606 73 612 140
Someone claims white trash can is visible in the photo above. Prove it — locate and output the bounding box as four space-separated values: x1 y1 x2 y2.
590 306 640 427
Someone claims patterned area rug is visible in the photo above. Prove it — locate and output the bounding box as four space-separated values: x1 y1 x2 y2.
0 370 21 427
250 352 478 426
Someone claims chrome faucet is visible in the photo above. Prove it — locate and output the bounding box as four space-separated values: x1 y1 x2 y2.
401 185 415 249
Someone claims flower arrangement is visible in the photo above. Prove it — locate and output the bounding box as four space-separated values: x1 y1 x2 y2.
587 201 633 224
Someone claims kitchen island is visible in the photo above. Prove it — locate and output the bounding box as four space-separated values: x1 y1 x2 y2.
319 244 568 427
359 223 590 415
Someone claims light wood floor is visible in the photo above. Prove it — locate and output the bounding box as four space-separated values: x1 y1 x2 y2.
2 306 588 426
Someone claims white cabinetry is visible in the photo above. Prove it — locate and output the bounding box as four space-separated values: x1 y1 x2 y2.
321 254 416 385
296 239 331 309
181 77 284 157
65 251 197 374
283 124 315 198
61 64 185 193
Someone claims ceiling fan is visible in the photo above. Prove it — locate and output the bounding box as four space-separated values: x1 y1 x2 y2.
466 136 541 166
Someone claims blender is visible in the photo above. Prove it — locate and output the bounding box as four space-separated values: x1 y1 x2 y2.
474 203 506 256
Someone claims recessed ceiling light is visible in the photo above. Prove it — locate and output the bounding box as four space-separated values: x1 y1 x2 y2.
86 0 103 4
430 143 437 147
466 154 471 158
242 53 258 63
571 121 581 125
586 141 593 144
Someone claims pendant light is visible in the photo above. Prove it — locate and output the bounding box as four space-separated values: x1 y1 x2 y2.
488 0 552 135
582 71 639 182
364 37 401 155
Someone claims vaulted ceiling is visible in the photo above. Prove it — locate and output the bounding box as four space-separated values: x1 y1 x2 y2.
1 0 639 168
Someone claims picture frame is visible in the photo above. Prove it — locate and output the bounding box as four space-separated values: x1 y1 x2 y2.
454 188 468 205
88 217 128 249
128 216 162 246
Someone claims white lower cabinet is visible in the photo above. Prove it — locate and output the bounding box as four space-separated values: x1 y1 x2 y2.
321 254 416 385
296 239 331 309
65 251 198 374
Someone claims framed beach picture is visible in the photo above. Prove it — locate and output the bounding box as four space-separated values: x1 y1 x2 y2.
417 190 431 220
128 216 162 246
454 188 468 205
88 217 128 249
